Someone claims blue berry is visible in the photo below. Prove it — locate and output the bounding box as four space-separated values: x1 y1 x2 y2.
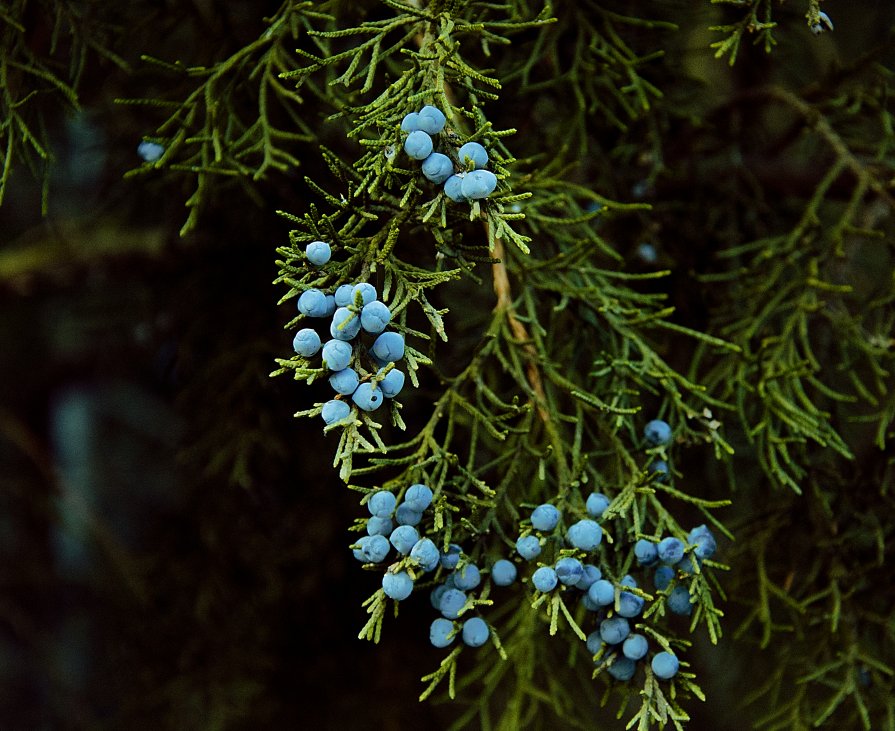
417 105 447 134
515 535 541 560
554 557 584 586
457 141 488 170
298 288 329 317
321 339 352 371
443 174 467 202
389 525 419 554
653 565 675 591
588 579 615 607
404 130 433 160
429 617 455 648
676 554 700 575
607 656 637 681
651 652 680 680
657 537 685 565
352 282 377 306
648 459 670 482
440 543 462 569
461 617 489 648
372 331 405 362
667 585 692 616
582 593 601 612
454 563 481 591
366 515 393 536
644 419 672 447
377 368 405 398
617 591 645 618
574 564 602 591
491 559 517 586
620 574 638 589
293 328 322 357
634 539 658 566
330 307 361 341
430 584 449 610
395 502 423 526
410 538 440 571
404 483 434 512
585 492 610 518
354 534 390 563
688 524 717 560
401 112 421 132
600 616 631 645
323 294 336 317
352 382 384 411
306 240 331 266
586 630 604 655
531 504 560 531
622 634 649 661
421 152 454 184
439 588 467 619
321 399 351 425
460 169 498 200
566 519 602 551
368 491 397 517
334 284 355 306
137 140 164 162
360 301 392 333
329 367 359 396
382 570 413 600
532 566 558 592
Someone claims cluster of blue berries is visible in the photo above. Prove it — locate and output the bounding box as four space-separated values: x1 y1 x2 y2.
400 105 498 202
292 269 406 424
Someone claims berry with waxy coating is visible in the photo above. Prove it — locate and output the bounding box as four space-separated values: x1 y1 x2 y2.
688 524 718 560
334 284 355 306
401 112 421 132
352 282 377 306
462 617 489 647
600 616 631 645
439 588 467 619
440 544 462 569
352 382 383 411
293 328 322 357
653 565 675 590
634 539 658 566
298 289 329 317
460 169 497 199
649 459 670 481
620 574 638 589
585 492 610 518
491 559 517 586
607 656 637 681
429 617 455 648
515 535 541 560
586 630 604 656
389 525 420 555
321 399 351 425
574 564 602 591
617 591 645 618
322 294 336 317
372 331 405 362
667 585 692 615
430 584 449 610
454 563 481 591
395 502 422 526
404 130 433 160
377 368 405 398
306 240 331 266
321 339 352 371
368 491 397 517
417 105 446 134
651 652 680 680
329 367 359 396
588 579 615 606
443 174 467 202
421 152 454 184
555 557 584 586
404 483 433 512
366 515 393 536
532 566 558 592
567 519 602 551
658 537 685 565
410 538 440 571
331 307 361 341
382 570 414 600
623 634 649 661
531 504 560 531
360 301 391 333
644 418 672 446
353 534 390 563
457 141 488 169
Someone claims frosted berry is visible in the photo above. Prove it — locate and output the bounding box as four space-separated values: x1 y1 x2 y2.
531 504 560 531
649 459 670 481
293 328 322 357
401 112 421 132
430 584 449 610
329 367 359 396
352 382 384 411
585 492 610 518
491 559 517 586
395 502 423 526
330 307 361 341
382 570 413 600
443 174 467 202
334 284 355 306
421 152 454 184
566 519 602 551
461 617 489 648
667 585 692 616
574 564 602 591
389 525 420 555
653 565 675 591
554 557 584 586
372 331 405 362
321 339 352 371
429 617 455 648
588 579 615 607
622 634 649 661
439 588 467 619
322 294 336 317
354 534 390 563
515 535 541 560
377 368 405 398
460 169 498 200
368 491 397 518
651 652 680 680
600 616 631 645
306 240 331 266
688 524 717 560
137 140 164 162
586 631 604 656
454 563 481 591
607 656 637 682
404 130 433 160
617 591 645 618
321 399 351 425
634 539 658 566
457 141 488 170
352 282 377 306
365 515 393 536
417 105 447 134
658 537 685 565
532 566 558 593
360 301 392 334
298 288 329 317
404 483 434 512
620 574 638 589
644 418 672 446
440 543 462 570
410 537 440 571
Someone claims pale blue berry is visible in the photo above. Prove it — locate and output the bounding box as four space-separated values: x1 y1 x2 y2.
389 525 420 555
377 368 405 398
366 515 393 536
667 585 692 615
515 535 541 560
382 570 413 600
454 563 481 591
443 174 467 202
622 634 649 661
460 169 497 200
298 289 329 317
439 588 467 619
566 519 602 551
354 534 390 563
658 537 685 565
651 652 680 680
531 504 560 531
306 240 331 266
404 484 433 512
491 559 517 586
360 301 391 333
462 617 489 648
634 539 658 566
293 328 322 357
585 492 610 518
574 564 602 591
410 537 440 571
644 419 672 446
322 294 336 317
352 382 384 411
329 367 359 395
352 282 377 306
586 631 604 655
429 617 455 648
649 459 670 482
607 656 637 681
654 565 675 590
440 543 462 569
395 502 423 526
401 112 421 132
137 140 164 162
532 566 558 592
404 130 433 160
600 616 631 645
330 307 361 341
334 284 355 306
321 339 352 371
417 105 446 134
457 141 488 170
555 557 584 586
430 584 449 610
321 399 350 425
421 152 454 184
372 331 405 362
620 574 638 589
368 491 396 518
688 524 717 560
617 591 645 618
588 579 615 606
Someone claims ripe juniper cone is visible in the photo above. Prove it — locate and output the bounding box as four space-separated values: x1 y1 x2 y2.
585 492 610 518
410 538 440 571
575 564 602 591
334 284 355 306
644 418 673 447
515 535 541 560
600 616 631 645
352 282 377 306
404 483 434 512
460 169 497 199
462 617 489 648
623 634 649 661
321 399 351 425
321 339 352 371
531 504 560 531
137 140 164 162
368 490 397 517
532 566 558 592
651 652 680 680
429 617 455 648
305 240 331 266
634 539 659 566
395 503 422 526
457 141 488 169
588 579 615 607
329 367 359 396
421 152 454 184
298 288 329 317
372 331 405 362
440 544 462 570
293 328 321 357
352 382 383 411
658 537 685 565
607 656 637 682
360 301 391 333
567 519 602 551
491 559 517 586
382 571 414 601
404 129 433 160
331 307 361 341
555 557 584 585
417 104 447 134
454 563 481 591
439 588 467 620
389 525 419 554
443 174 467 202
366 516 393 536
377 368 405 398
